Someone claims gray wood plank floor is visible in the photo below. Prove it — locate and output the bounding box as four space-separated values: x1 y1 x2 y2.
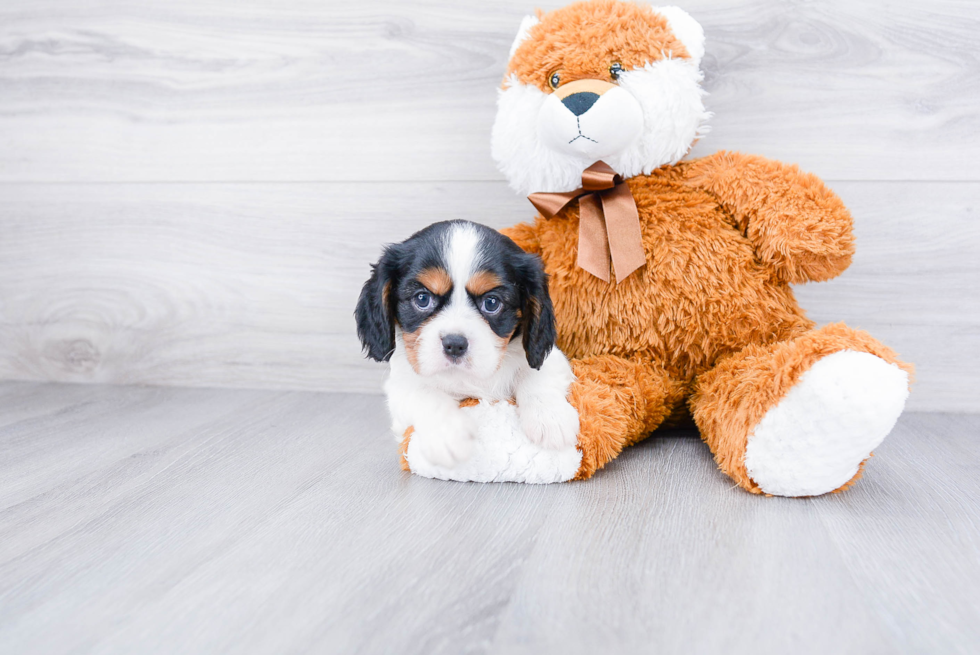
1 383 977 654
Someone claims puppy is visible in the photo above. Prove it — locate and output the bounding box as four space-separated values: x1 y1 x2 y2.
355 220 579 468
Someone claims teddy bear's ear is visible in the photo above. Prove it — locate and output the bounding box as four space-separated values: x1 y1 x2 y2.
508 15 540 59
652 6 705 68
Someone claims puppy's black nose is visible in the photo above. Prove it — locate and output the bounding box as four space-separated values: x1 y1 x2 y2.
562 92 600 116
441 334 468 359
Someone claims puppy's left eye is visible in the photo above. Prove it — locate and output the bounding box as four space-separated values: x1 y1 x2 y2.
413 291 431 310
609 62 623 80
481 295 502 315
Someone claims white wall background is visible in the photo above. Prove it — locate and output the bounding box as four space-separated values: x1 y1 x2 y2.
0 0 977 411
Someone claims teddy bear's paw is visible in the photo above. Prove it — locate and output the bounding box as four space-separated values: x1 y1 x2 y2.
518 395 580 451
744 350 910 497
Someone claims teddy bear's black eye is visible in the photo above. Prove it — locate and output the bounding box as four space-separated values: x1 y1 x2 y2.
548 72 561 90
609 62 623 80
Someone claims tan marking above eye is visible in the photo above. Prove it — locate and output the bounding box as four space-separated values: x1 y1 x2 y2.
466 270 503 296
417 267 452 296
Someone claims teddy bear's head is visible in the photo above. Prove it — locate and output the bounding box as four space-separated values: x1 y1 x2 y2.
491 0 710 195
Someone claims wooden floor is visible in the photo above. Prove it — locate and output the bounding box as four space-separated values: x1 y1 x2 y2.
0 382 977 654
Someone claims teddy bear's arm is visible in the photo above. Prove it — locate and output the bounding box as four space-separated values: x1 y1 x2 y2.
686 151 855 284
500 220 543 256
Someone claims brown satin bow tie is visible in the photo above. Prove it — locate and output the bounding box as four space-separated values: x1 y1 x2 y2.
528 161 645 283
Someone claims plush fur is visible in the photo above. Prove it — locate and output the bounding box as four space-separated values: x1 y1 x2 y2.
492 1 710 195
400 0 913 495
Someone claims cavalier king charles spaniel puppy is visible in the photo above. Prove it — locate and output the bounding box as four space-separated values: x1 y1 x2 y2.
355 220 579 468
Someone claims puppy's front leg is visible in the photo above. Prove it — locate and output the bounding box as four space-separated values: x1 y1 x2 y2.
515 349 579 450
385 362 475 468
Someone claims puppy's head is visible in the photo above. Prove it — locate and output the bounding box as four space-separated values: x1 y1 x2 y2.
355 220 556 378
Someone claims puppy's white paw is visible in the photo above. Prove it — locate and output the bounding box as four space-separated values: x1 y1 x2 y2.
414 410 475 468
519 396 580 450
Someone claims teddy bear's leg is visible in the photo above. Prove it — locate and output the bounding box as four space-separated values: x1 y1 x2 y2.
690 323 913 496
569 355 685 480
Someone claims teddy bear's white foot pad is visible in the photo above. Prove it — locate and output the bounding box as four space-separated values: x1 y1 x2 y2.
404 400 581 484
744 350 909 497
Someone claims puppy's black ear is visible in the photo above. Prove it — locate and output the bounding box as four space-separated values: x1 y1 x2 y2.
355 244 404 362
518 253 557 370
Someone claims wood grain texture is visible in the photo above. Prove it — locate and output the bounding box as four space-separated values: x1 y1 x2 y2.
0 181 526 394
0 0 977 182
0 1 977 409
1 180 975 411
0 383 977 654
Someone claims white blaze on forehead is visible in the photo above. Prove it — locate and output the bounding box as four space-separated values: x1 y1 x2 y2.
410 222 502 380
444 222 483 296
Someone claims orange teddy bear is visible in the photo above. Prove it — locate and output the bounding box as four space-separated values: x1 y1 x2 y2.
398 0 912 496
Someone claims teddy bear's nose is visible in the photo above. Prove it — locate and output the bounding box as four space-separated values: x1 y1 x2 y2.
561 92 600 116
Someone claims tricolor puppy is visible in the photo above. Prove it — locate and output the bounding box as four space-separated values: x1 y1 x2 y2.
355 220 579 468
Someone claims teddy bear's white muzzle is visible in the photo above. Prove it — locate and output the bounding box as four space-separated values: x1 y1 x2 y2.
536 86 644 161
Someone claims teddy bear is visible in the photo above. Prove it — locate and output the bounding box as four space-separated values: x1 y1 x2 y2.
400 0 912 496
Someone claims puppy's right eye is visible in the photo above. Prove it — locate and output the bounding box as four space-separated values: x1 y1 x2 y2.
413 291 431 310
481 295 502 315
548 72 561 90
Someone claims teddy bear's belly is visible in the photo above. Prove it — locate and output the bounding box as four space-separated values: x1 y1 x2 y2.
543 206 813 382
